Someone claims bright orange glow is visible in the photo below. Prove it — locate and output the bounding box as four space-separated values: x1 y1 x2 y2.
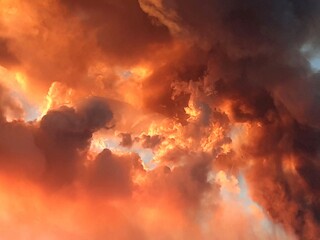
14 72 28 90
0 0 316 239
41 82 74 117
131 66 153 80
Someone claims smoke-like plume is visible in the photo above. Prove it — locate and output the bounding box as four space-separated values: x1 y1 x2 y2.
0 0 319 239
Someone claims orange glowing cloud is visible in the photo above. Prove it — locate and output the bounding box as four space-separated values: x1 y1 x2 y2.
0 0 319 239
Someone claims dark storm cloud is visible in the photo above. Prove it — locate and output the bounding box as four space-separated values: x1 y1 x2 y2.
35 97 113 186
140 0 320 238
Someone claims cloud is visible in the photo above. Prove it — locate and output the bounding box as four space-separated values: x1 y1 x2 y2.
0 0 319 239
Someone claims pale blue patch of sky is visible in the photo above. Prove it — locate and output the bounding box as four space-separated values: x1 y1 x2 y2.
104 138 155 168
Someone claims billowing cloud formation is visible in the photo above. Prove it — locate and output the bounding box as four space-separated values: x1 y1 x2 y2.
35 97 113 186
0 0 319 239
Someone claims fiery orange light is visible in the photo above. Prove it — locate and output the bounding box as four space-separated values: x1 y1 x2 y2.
0 0 316 239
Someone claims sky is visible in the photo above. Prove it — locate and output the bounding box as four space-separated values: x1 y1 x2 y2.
0 0 320 239
309 56 320 71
